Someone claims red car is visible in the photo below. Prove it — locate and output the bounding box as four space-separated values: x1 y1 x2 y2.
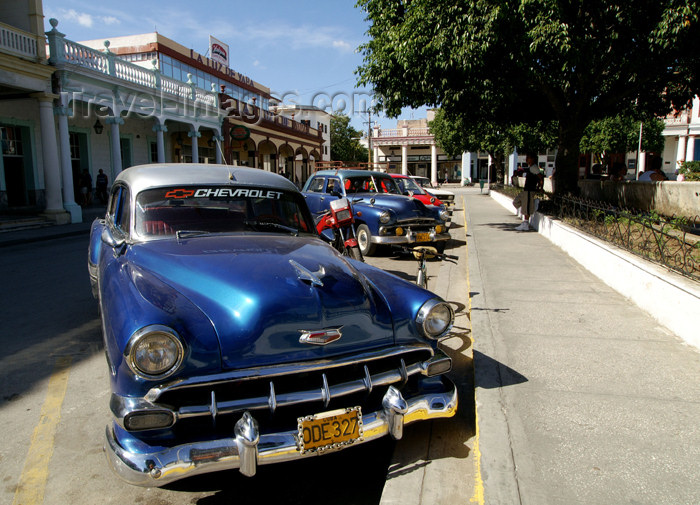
390 174 445 207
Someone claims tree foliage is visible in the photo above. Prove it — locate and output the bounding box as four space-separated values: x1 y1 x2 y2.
330 113 368 163
356 0 700 194
580 116 665 167
429 109 557 182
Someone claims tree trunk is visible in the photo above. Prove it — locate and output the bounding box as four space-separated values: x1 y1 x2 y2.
493 152 505 184
553 122 586 195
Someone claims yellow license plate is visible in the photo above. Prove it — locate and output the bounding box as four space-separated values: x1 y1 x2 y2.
298 407 362 454
416 232 431 242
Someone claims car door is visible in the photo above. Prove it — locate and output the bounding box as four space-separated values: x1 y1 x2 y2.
303 175 342 217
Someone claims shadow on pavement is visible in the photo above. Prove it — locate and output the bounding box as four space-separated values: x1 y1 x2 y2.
473 350 528 389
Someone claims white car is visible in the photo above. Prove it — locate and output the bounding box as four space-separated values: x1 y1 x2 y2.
410 176 455 205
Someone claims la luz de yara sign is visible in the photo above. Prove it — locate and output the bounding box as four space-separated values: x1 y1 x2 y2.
190 49 254 87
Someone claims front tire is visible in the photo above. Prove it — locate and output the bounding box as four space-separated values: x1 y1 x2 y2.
348 245 364 262
356 224 376 256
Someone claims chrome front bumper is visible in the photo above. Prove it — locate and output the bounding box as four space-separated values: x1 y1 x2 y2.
105 380 457 486
373 232 451 245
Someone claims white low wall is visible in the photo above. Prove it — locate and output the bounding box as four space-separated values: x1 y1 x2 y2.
491 190 700 349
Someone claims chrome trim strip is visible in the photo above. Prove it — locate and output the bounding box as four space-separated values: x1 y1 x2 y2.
104 378 457 486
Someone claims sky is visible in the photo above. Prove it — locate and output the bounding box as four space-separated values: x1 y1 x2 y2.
42 0 427 131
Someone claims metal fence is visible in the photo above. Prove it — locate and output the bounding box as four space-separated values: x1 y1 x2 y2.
548 195 700 282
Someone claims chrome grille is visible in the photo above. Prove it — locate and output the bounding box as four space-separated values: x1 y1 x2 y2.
150 345 433 425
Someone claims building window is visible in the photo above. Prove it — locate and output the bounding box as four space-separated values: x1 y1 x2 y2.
149 141 158 163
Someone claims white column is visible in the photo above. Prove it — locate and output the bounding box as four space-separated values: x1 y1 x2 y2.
677 135 687 165
35 94 69 223
488 154 493 184
107 116 124 173
461 152 472 184
373 146 379 169
189 129 201 163
508 148 518 185
430 144 438 184
153 122 167 163
637 152 646 177
686 136 696 161
401 144 408 175
55 103 81 223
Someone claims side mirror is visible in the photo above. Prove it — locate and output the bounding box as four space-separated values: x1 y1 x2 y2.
101 226 126 255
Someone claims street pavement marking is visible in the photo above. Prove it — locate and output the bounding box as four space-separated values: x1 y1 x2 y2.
463 196 485 505
13 356 72 505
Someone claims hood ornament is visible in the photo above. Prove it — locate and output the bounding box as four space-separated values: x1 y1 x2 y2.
289 259 324 287
299 327 343 346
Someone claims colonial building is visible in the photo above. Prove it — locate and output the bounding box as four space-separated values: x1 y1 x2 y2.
370 110 484 184
1 2 329 224
79 33 328 187
661 96 700 174
0 0 64 220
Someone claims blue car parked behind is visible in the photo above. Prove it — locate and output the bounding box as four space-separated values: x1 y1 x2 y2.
303 170 451 256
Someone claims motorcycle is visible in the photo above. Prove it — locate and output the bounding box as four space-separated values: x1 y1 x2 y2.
315 197 364 261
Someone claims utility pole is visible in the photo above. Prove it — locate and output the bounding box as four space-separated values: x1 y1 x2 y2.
363 109 373 167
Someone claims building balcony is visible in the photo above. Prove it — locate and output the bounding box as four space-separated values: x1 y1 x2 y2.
0 21 41 61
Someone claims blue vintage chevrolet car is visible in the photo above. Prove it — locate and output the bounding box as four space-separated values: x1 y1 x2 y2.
87 163 457 486
302 170 451 256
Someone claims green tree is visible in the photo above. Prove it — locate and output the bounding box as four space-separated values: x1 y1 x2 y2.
330 113 368 163
356 0 699 194
429 109 557 182
580 116 665 169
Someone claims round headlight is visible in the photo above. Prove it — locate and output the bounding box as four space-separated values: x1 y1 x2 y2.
127 325 184 379
439 209 450 221
416 299 454 339
379 210 392 224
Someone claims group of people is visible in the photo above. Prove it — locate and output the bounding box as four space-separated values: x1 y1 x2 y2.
78 169 109 206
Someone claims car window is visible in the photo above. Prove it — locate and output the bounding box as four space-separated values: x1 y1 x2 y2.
134 185 314 238
108 186 130 234
307 177 325 193
345 175 401 194
397 177 426 194
116 187 130 234
326 177 342 195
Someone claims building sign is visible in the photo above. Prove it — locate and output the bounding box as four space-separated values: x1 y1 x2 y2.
230 125 251 141
190 48 254 87
209 35 229 66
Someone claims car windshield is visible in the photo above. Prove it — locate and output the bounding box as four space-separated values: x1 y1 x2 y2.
413 177 434 188
395 177 427 195
134 185 314 238
344 175 401 195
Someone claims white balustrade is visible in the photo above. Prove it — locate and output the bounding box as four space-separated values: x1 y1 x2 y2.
52 34 218 110
0 22 38 59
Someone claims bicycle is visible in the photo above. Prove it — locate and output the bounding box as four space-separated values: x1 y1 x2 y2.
395 245 458 289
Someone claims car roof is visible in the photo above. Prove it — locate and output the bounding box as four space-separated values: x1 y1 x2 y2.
389 174 409 179
115 163 299 195
312 169 392 178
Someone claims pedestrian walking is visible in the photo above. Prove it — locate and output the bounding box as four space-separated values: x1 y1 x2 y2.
96 169 109 204
513 152 543 231
79 169 93 207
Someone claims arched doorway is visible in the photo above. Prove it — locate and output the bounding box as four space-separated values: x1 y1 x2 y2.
278 144 294 177
229 138 256 167
294 146 309 187
258 140 277 172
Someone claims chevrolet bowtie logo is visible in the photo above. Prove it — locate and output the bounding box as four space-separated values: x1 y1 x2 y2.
299 328 343 346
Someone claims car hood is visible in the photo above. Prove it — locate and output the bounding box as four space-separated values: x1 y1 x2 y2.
351 193 440 220
129 235 394 370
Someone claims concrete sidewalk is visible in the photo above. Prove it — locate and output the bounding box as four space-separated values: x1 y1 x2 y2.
465 189 700 505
